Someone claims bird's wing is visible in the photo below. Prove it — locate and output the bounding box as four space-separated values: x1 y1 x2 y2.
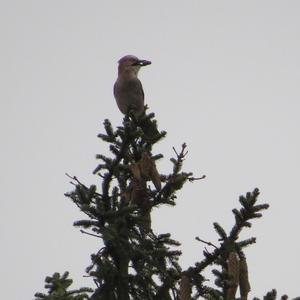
126 77 144 102
114 77 145 114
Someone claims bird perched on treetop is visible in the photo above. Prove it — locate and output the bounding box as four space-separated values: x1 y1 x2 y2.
113 55 151 116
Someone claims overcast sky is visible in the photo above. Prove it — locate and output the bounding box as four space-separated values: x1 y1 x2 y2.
1 1 300 299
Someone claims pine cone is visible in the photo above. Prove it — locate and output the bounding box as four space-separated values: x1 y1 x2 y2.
129 179 148 208
179 274 191 300
226 252 240 300
239 256 250 300
139 152 161 191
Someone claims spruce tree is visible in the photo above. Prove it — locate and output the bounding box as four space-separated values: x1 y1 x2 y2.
35 110 295 299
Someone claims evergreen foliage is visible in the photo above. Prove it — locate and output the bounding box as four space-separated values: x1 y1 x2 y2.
34 272 92 300
35 110 297 299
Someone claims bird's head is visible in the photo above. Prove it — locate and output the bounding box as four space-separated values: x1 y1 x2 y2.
117 55 151 76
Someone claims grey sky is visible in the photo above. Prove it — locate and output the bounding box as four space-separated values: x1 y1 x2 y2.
1 1 300 299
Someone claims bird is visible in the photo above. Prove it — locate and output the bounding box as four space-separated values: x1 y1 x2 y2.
113 55 151 116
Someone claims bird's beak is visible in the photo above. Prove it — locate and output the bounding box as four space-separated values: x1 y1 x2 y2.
133 59 151 66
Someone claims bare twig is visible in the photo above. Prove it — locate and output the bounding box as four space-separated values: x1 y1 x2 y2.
188 175 206 182
196 236 218 249
80 229 102 239
173 143 188 158
65 173 84 186
172 146 180 157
